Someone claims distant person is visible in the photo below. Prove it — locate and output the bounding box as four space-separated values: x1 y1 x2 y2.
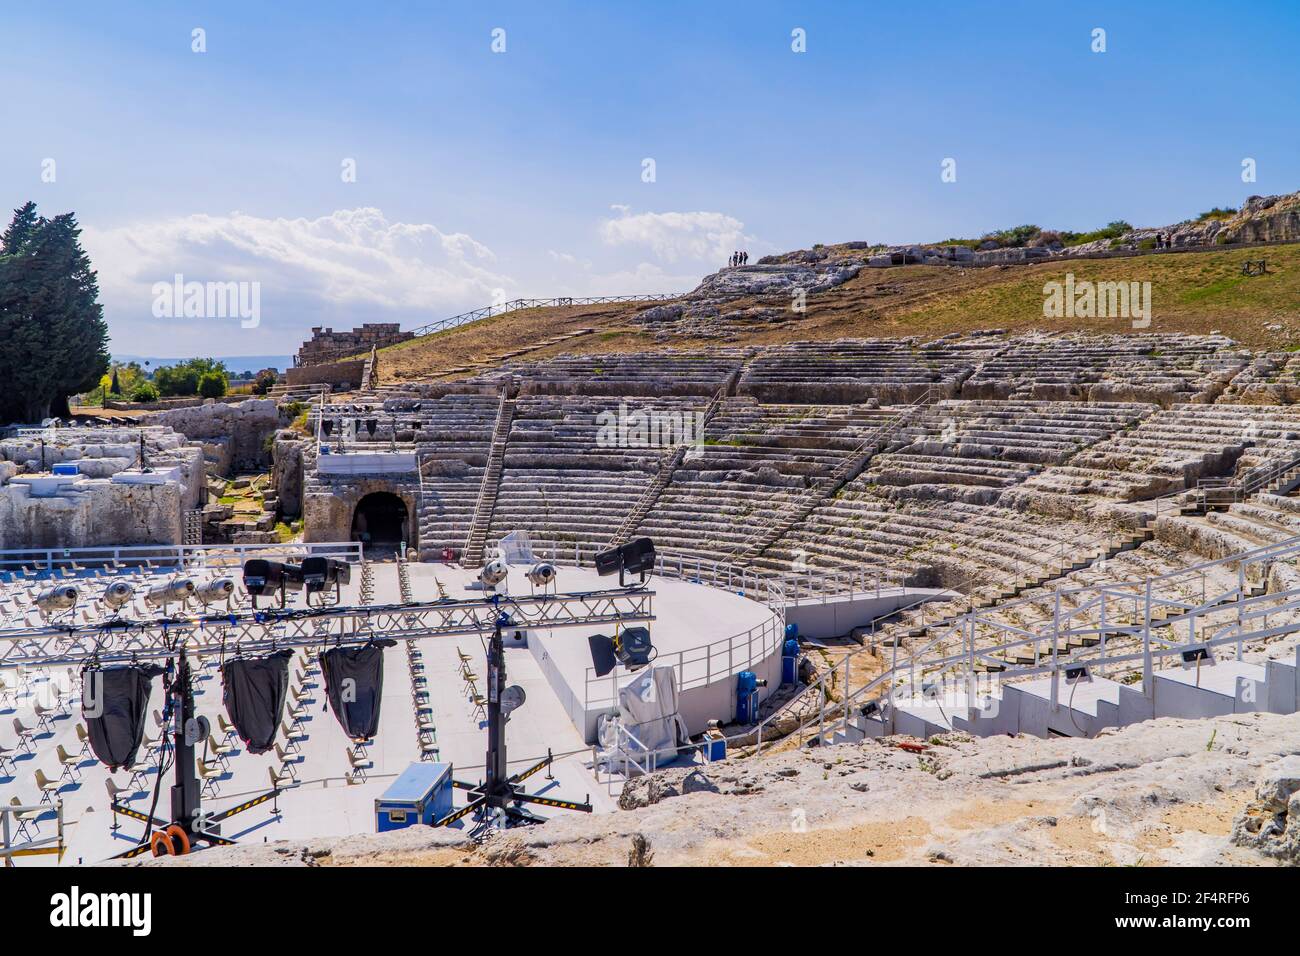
1156 233 1164 249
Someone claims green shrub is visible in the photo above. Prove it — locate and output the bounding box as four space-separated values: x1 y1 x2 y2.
1063 220 1132 246
131 381 160 402
198 370 228 399
252 369 278 395
1137 238 1157 250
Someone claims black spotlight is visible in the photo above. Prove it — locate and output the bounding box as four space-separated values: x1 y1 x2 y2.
594 537 656 585
588 626 655 677
302 556 352 601
243 559 305 608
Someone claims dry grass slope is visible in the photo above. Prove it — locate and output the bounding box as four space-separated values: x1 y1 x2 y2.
372 243 1300 385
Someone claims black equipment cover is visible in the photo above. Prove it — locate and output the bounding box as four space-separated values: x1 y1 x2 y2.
222 650 294 754
319 641 395 740
81 663 166 770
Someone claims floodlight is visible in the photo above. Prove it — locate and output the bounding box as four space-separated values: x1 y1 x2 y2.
302 556 351 593
102 580 134 610
194 577 236 605
242 559 305 605
480 559 509 588
588 625 655 677
35 584 78 615
594 537 657 584
1181 646 1213 666
145 578 196 608
1064 665 1091 684
525 562 557 588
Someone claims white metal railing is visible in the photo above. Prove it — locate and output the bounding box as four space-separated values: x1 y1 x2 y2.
583 608 784 710
782 529 1300 748
0 540 363 574
1 800 64 865
488 536 896 610
591 721 658 794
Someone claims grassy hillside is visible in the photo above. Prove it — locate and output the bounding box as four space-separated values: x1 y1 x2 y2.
372 243 1300 384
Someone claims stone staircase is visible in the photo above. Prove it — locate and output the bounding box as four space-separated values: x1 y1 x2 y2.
607 370 743 547
461 386 517 567
729 388 936 563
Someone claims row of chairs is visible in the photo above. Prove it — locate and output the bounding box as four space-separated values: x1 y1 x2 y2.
457 648 487 722
407 642 438 761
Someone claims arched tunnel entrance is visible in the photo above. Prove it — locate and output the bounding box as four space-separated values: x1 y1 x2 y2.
351 492 410 553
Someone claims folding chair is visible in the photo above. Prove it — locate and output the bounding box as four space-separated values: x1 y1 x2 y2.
206 734 236 770
281 720 307 754
12 717 35 753
273 742 302 780
197 759 223 797
33 699 58 734
8 797 41 839
125 759 151 792
33 767 62 804
55 744 82 781
74 722 91 755
217 713 239 744
0 739 18 775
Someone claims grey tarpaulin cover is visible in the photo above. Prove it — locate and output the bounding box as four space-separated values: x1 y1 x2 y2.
319 641 395 740
81 663 166 770
221 650 293 754
596 666 688 769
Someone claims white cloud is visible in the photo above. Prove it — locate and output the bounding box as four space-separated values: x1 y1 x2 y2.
599 207 750 263
83 207 509 353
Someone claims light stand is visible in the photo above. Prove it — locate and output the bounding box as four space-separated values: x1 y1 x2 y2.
435 602 591 830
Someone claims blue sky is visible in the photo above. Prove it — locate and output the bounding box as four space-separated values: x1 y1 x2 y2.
3 1 1297 358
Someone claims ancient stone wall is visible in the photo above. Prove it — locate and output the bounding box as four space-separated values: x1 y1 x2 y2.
295 323 411 366
145 398 282 476
0 480 184 550
285 360 366 391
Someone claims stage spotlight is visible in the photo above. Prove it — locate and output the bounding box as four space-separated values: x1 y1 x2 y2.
145 578 196 608
242 559 305 607
301 556 351 592
479 558 509 588
588 625 655 677
594 537 656 584
525 562 557 588
35 584 78 615
102 580 134 610
194 577 236 605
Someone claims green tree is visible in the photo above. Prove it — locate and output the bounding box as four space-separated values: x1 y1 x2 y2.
198 369 228 398
0 202 111 421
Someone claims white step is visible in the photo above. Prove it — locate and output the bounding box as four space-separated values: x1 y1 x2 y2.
1152 658 1268 719
1000 674 1126 738
1263 646 1299 715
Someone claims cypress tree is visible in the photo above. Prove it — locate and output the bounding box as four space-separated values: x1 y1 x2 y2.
0 203 110 421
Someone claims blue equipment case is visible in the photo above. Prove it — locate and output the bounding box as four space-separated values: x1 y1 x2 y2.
375 762 453 831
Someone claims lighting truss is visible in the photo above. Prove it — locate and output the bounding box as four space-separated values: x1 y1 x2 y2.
0 586 656 669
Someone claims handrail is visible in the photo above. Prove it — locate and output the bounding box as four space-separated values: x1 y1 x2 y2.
724 385 938 563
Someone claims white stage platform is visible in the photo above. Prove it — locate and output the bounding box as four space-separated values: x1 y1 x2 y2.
0 557 781 865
